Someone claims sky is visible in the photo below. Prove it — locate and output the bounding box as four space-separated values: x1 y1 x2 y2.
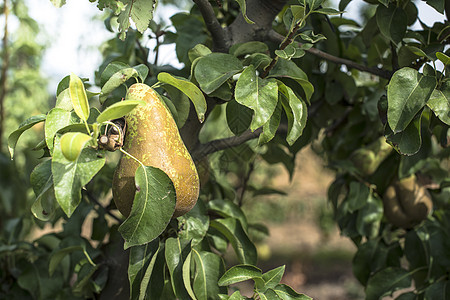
23 0 447 91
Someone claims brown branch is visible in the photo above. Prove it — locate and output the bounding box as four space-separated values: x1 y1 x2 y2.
0 0 9 150
261 20 303 78
193 0 229 52
192 100 324 160
268 30 394 80
193 128 263 160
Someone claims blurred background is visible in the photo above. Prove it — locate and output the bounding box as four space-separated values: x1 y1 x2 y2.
0 1 445 299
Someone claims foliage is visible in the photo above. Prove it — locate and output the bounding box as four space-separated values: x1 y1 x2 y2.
2 0 450 299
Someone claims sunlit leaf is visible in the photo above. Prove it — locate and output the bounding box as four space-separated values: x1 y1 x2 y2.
427 84 450 125
52 136 105 217
235 65 278 130
387 67 436 133
158 72 207 122
96 100 145 123
234 0 254 24
218 264 262 286
69 73 90 121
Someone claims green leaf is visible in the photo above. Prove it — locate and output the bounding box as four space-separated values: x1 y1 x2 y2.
298 31 327 44
272 284 312 300
30 160 56 221
436 52 450 65
427 84 450 125
72 263 99 294
128 239 160 300
96 100 145 123
60 132 92 161
365 267 412 300
376 4 407 44
229 42 268 57
259 100 282 144
279 83 307 145
192 250 226 300
139 243 161 300
182 251 197 300
52 136 105 217
69 73 90 121
45 108 79 155
218 264 262 286
313 7 343 15
119 166 176 248
100 68 139 104
194 53 243 94
355 193 383 239
178 201 210 246
226 99 253 135
260 266 285 291
235 65 278 130
268 58 314 103
188 44 212 63
207 199 249 230
49 246 83 276
163 85 190 128
210 218 257 265
346 182 370 213
228 290 245 300
424 280 450 299
8 114 46 159
165 238 192 300
55 89 73 111
387 67 436 133
133 64 149 82
386 112 422 155
117 0 157 39
158 72 207 122
100 62 129 86
234 0 254 24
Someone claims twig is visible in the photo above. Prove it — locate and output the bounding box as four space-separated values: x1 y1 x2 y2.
268 30 394 80
135 39 152 73
0 0 9 150
193 0 228 52
261 20 304 78
238 161 254 207
193 128 263 160
192 100 324 159
83 189 122 224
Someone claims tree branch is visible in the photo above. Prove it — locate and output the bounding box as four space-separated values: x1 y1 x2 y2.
268 31 394 80
193 128 263 160
193 0 229 52
192 100 324 160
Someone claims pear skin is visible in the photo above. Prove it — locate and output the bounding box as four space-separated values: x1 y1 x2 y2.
112 83 200 218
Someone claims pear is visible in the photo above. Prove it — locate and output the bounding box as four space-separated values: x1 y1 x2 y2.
382 175 432 229
112 83 200 218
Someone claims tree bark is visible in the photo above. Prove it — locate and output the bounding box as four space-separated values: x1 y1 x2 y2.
227 0 288 44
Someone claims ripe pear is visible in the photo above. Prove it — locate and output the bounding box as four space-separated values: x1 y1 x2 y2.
112 83 200 218
382 175 432 229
